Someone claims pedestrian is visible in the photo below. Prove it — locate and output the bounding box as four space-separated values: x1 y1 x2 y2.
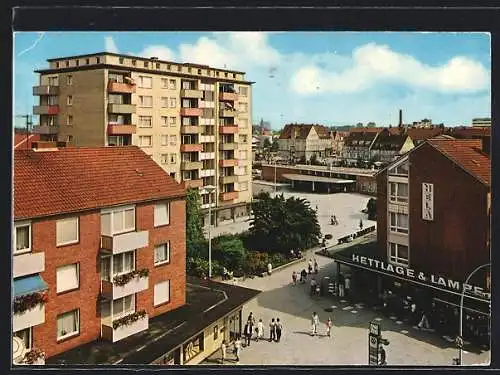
311 312 319 336
292 271 298 286
333 215 338 225
267 262 273 275
418 311 431 330
300 269 307 283
269 318 276 342
308 259 313 274
379 345 387 365
234 336 242 362
344 274 351 297
276 318 283 342
411 302 417 325
310 277 317 296
220 340 226 364
331 215 335 225
314 259 319 274
256 319 264 341
326 317 333 337
338 274 345 298
244 320 253 346
247 312 256 326
359 219 364 230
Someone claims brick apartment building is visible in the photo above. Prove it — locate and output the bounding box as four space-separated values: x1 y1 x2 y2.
12 144 187 363
31 52 253 227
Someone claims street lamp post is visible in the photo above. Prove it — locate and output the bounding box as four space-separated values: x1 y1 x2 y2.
457 262 491 365
274 158 277 194
205 185 216 279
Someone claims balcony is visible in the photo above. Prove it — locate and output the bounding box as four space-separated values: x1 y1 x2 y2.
13 304 45 332
219 92 238 101
219 109 237 118
33 105 59 115
219 126 239 134
200 152 215 160
101 272 149 300
220 175 238 184
33 85 59 96
181 126 202 134
100 231 149 255
107 124 136 135
180 144 203 152
108 103 136 114
32 125 59 135
183 179 204 189
200 135 215 143
181 161 203 170
219 143 238 151
200 169 216 177
180 108 203 117
13 252 45 279
107 80 136 94
219 159 238 167
220 191 238 201
102 312 149 343
181 89 203 99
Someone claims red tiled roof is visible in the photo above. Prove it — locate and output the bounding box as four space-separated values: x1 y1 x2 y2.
448 127 491 138
406 127 444 141
14 146 186 220
427 139 490 186
349 127 383 133
14 133 41 150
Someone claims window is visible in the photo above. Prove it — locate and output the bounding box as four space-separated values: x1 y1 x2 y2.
177 66 182 72
154 202 170 227
67 135 73 143
156 62 161 69
169 135 177 146
55 62 59 68
132 60 137 66
113 295 135 319
14 221 31 254
144 61 149 68
389 243 409 266
56 217 79 246
139 95 153 107
154 280 170 306
161 135 169 146
112 251 135 275
389 182 408 203
96 57 101 64
188 67 192 73
160 97 169 108
161 154 169 164
67 75 73 85
239 86 248 96
108 94 123 104
48 96 58 105
198 69 202 75
389 162 409 176
56 263 80 293
86 58 90 65
169 97 177 108
14 328 32 351
169 117 177 126
119 57 124 64
389 212 409 234
224 72 228 77
213 325 219 340
48 76 58 86
67 115 73 126
65 61 69 67
101 206 135 235
67 95 73 106
169 79 176 90
161 116 168 127
161 78 168 88
170 153 177 164
139 135 153 147
139 115 153 128
154 242 170 265
139 76 152 88
57 309 79 340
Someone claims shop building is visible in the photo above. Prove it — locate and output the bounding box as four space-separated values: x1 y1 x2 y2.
331 137 491 346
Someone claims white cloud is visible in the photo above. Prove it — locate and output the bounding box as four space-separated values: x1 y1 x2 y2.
137 45 176 61
290 43 489 95
105 36 119 53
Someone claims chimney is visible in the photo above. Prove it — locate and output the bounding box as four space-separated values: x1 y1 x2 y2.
399 109 403 127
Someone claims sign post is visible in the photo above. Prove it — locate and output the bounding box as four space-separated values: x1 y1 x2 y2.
368 321 380 366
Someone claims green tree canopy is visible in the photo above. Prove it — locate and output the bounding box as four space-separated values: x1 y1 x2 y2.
271 139 279 152
366 198 377 220
186 188 205 259
212 234 248 272
263 137 272 149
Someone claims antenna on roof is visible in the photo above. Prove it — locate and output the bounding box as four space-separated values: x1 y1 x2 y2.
15 114 33 151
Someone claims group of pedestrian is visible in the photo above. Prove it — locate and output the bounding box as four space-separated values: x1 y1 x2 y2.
330 215 339 225
295 259 319 286
311 312 334 337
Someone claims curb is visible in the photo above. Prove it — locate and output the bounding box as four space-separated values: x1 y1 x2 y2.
258 256 307 277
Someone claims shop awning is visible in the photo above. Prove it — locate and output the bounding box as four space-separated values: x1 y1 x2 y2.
13 275 48 298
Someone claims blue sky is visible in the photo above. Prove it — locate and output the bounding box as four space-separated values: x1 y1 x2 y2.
14 32 490 129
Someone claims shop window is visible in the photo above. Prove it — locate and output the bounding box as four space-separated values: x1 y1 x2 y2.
183 333 204 363
388 242 409 266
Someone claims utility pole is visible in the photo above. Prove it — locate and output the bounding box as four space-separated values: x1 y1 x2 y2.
15 115 33 150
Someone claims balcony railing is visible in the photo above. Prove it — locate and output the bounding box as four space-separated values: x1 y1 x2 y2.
100 231 149 255
219 126 239 134
102 312 149 343
183 179 204 189
33 85 59 96
13 303 45 332
219 159 238 167
107 80 136 94
33 105 59 115
220 191 238 201
200 169 216 177
180 89 203 99
200 135 215 143
32 125 59 135
219 92 238 101
180 144 203 152
181 126 202 134
180 108 203 117
107 124 137 135
13 252 45 279
219 109 237 118
219 143 238 151
108 103 136 114
181 161 203 170
220 175 238 184
200 152 215 160
101 271 149 300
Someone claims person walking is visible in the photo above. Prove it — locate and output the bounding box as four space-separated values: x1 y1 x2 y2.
243 320 253 346
247 312 256 326
333 215 338 225
344 274 351 297
326 317 333 337
234 336 242 362
300 269 307 283
314 259 319 274
311 312 319 336
308 259 313 275
292 271 298 286
310 277 317 296
359 219 364 230
379 345 387 366
220 340 227 365
338 273 345 298
256 319 264 342
267 262 273 275
276 318 283 342
269 318 276 342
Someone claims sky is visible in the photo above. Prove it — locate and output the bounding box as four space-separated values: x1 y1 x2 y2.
13 32 491 129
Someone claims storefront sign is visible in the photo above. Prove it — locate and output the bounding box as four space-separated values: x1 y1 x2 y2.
351 254 490 299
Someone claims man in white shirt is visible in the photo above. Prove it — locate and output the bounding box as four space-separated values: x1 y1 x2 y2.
311 312 319 336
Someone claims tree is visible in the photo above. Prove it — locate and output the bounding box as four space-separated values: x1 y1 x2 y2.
186 188 205 259
366 198 377 220
271 139 279 152
367 122 376 128
212 234 248 272
263 137 272 150
248 193 322 254
356 122 364 128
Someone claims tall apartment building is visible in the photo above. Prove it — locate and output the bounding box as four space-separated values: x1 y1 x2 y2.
32 52 253 225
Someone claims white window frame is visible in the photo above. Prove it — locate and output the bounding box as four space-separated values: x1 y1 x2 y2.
389 182 408 203
161 135 169 146
138 76 152 89
67 115 73 126
388 242 409 267
160 116 168 127
101 205 136 235
170 153 177 164
139 95 153 108
169 79 176 90
112 251 135 276
169 117 177 126
389 212 409 234
14 327 32 351
67 95 73 106
112 295 136 320
139 135 153 147
14 221 31 254
161 78 168 88
388 161 409 177
154 242 170 266
139 116 153 128
56 263 80 293
154 202 170 227
67 75 73 86
161 154 169 164
169 135 177 146
56 217 79 246
56 309 80 341
153 280 171 306
169 98 177 108
160 97 169 108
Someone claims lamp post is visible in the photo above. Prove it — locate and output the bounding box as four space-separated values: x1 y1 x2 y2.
457 262 491 365
274 158 277 194
205 185 216 279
